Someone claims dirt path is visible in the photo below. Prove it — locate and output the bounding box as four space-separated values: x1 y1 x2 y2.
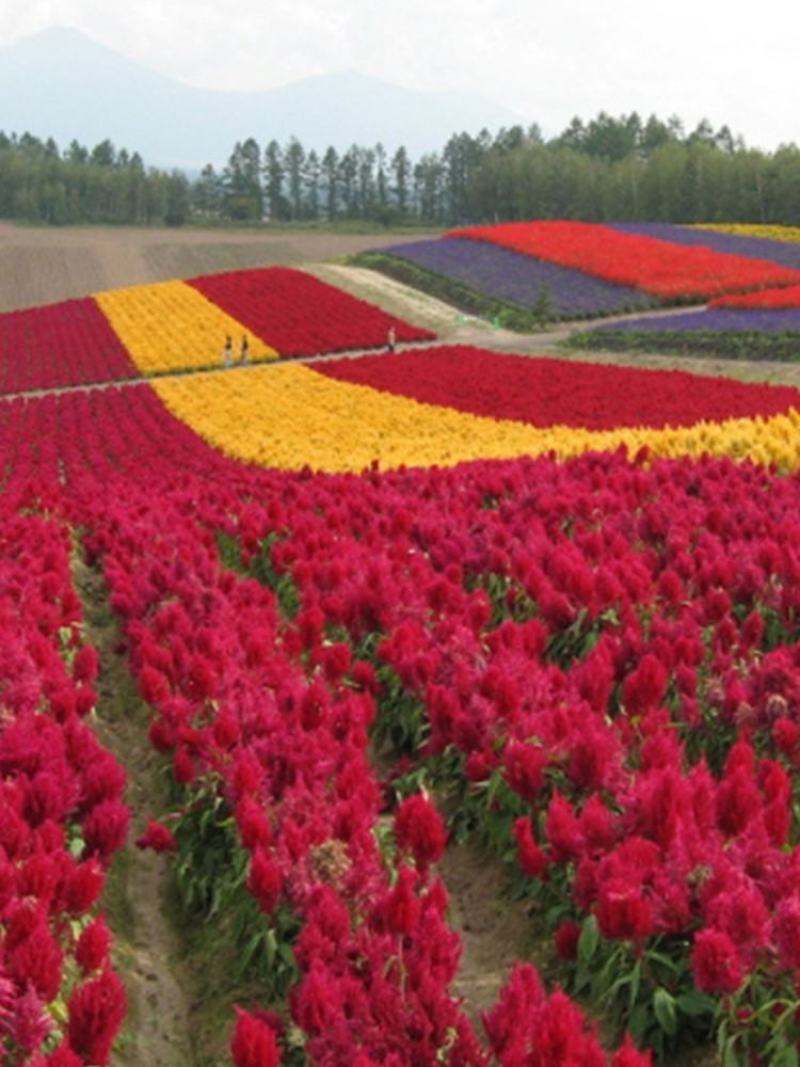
72 551 196 1067
439 843 535 1023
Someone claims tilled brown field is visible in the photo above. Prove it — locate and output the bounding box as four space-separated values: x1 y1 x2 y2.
0 222 438 312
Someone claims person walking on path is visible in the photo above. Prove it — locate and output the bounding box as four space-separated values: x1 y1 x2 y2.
240 334 250 364
386 326 396 353
223 335 233 367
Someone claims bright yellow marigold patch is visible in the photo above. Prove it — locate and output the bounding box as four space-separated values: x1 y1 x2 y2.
94 280 278 375
693 224 800 246
152 363 800 474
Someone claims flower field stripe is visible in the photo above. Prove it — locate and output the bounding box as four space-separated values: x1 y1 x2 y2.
93 279 278 374
375 237 656 317
313 346 800 430
151 361 800 473
187 266 435 356
446 220 800 300
612 222 800 271
0 296 138 394
0 507 129 1061
153 362 557 472
710 284 800 309
693 223 800 247
592 307 800 332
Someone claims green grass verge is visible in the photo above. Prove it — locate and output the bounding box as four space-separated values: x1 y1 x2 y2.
567 329 800 362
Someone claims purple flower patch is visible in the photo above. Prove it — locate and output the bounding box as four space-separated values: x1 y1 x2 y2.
377 237 656 318
611 223 800 272
595 308 800 332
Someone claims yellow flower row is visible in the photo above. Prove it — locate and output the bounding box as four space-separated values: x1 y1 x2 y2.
94 280 277 375
152 363 800 474
693 223 800 246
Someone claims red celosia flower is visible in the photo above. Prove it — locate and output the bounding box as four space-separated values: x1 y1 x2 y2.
10 982 53 1054
82 799 130 861
597 878 654 942
67 969 127 1066
33 1043 83 1066
64 860 105 915
231 1007 281 1067
393 793 447 872
622 654 668 716
10 919 64 1002
611 1034 653 1066
554 922 581 961
691 928 744 993
300 681 328 731
135 819 177 853
504 741 547 803
247 847 282 915
545 792 584 863
774 718 800 759
173 747 196 784
235 796 272 850
513 817 549 879
73 644 100 683
775 895 800 971
76 915 112 974
385 865 421 936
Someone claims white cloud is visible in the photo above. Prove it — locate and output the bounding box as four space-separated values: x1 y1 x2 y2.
1 0 797 149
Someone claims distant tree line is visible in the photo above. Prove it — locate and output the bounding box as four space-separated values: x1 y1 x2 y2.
3 112 800 227
0 131 190 225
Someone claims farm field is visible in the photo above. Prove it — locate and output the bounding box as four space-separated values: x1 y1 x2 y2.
0 222 440 312
360 223 800 368
0 267 434 392
6 229 800 1067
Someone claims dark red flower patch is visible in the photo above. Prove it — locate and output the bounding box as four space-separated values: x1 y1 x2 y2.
313 345 800 429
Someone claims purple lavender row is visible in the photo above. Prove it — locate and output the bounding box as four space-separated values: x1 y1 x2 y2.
594 307 800 332
377 237 657 317
611 223 800 271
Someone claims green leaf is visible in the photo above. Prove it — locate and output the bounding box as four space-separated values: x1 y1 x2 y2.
628 960 642 1013
653 987 677 1036
676 989 717 1017
577 915 599 965
771 1044 800 1067
629 1002 649 1043
721 1033 743 1067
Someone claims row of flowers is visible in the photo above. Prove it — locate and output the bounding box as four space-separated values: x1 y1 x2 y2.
372 238 657 319
312 346 800 429
186 267 435 357
612 223 800 272
93 279 278 375
0 383 650 1065
690 223 800 248
710 285 800 309
446 221 800 301
214 443 800 1063
151 353 800 474
0 298 136 396
0 505 128 1066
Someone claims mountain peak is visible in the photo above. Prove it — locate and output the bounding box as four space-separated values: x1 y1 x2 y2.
0 27 523 167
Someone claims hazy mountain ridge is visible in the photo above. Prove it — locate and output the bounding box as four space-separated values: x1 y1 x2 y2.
0 27 523 168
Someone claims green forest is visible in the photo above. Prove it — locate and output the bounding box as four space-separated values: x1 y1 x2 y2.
2 111 800 227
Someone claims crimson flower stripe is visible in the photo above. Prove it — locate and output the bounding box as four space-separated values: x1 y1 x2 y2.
446 220 800 301
187 266 435 357
312 345 800 430
0 297 138 394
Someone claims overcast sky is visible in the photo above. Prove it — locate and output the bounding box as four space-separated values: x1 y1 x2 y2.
1 0 797 150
